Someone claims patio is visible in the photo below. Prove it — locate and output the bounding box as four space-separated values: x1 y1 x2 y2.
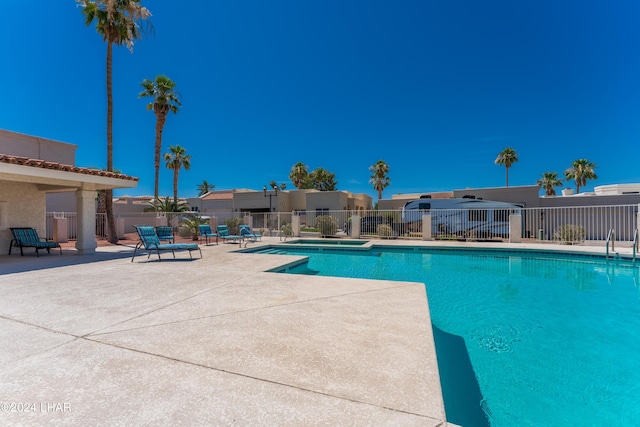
0 238 448 426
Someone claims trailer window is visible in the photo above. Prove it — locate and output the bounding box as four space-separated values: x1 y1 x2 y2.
418 203 430 210
468 210 487 222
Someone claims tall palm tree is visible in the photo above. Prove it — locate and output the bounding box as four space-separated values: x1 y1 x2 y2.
494 147 519 187
308 167 337 191
197 180 215 196
78 0 151 243
536 171 563 196
164 145 191 204
564 159 598 194
368 159 391 201
289 162 308 189
139 75 181 201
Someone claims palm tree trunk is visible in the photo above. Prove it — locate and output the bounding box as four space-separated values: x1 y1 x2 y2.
505 167 509 187
154 112 167 200
173 169 179 204
106 41 118 243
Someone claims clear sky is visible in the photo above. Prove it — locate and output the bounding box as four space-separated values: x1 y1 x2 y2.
2 0 639 200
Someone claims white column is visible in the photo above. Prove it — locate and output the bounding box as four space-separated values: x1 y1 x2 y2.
292 214 301 237
75 189 98 255
422 215 432 240
352 214 361 239
509 214 522 243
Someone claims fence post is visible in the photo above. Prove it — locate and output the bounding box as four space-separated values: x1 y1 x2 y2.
292 213 300 237
509 214 522 243
53 217 68 243
352 214 361 238
422 214 431 240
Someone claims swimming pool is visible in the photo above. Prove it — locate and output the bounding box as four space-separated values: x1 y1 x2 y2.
245 245 640 426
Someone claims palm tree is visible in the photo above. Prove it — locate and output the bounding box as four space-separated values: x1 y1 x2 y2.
197 180 215 196
144 196 189 213
164 145 191 204
368 159 391 201
139 75 181 201
564 159 598 194
307 167 337 191
289 162 308 189
78 0 151 243
536 172 563 196
494 147 519 187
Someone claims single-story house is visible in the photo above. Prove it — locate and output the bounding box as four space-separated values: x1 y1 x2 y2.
0 129 138 255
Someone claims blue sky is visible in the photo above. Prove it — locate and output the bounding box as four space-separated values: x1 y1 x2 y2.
2 0 639 200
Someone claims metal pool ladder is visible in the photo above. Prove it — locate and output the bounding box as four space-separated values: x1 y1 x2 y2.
633 228 638 264
606 228 615 259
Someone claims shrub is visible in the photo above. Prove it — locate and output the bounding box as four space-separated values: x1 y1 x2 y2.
179 214 207 240
224 217 243 235
316 215 338 237
377 223 394 238
281 223 293 236
554 224 585 244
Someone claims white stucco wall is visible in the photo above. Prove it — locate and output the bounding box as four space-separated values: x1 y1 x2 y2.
0 129 76 164
0 181 46 253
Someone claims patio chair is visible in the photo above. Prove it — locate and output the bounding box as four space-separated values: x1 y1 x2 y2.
132 225 202 262
198 224 218 245
9 227 62 257
239 224 261 242
155 226 174 243
216 224 243 244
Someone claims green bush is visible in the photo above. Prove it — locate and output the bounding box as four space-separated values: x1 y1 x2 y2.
377 223 394 238
316 215 338 237
224 217 243 235
281 223 293 236
554 224 585 244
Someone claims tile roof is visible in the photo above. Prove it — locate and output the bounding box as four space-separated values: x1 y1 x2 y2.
0 154 138 181
202 192 234 200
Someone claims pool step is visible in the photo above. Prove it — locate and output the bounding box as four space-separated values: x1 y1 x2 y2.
259 248 288 255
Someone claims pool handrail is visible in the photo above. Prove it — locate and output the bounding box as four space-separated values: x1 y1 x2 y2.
606 228 615 259
633 228 638 264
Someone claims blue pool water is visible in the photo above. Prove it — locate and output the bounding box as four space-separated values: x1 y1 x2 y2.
248 246 640 426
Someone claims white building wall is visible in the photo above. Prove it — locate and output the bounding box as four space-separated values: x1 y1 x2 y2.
0 181 46 252
0 129 76 164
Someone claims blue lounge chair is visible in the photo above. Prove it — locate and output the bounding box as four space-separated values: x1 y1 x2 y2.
216 224 243 244
132 225 201 262
155 226 174 243
239 225 261 242
198 224 218 245
9 227 62 257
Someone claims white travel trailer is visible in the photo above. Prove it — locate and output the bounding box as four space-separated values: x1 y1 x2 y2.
401 197 522 237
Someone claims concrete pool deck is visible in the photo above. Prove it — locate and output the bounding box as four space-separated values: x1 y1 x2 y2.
0 237 634 426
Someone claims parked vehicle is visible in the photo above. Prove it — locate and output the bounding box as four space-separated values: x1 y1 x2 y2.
401 197 522 237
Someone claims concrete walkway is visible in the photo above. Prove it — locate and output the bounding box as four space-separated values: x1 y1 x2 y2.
0 238 448 426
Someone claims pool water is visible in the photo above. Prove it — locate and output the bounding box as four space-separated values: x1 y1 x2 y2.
252 246 640 426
